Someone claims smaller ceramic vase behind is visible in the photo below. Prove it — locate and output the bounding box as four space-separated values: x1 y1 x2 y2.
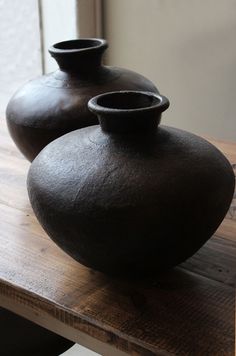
6 38 158 161
27 91 235 277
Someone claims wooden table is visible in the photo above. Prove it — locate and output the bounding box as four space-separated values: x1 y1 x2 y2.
0 121 235 356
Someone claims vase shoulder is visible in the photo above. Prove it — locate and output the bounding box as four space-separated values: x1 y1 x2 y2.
29 125 234 208
6 67 158 128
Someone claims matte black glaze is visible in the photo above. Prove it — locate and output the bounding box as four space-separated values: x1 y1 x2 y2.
6 39 158 161
27 91 235 277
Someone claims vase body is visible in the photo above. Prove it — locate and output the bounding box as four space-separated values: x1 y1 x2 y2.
6 39 158 161
27 91 235 277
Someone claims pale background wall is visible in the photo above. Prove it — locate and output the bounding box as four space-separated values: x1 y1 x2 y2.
0 0 78 115
103 0 236 141
40 0 77 73
2 0 236 141
0 0 42 116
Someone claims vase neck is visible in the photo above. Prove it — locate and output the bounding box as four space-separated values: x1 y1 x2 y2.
49 38 107 76
88 91 170 134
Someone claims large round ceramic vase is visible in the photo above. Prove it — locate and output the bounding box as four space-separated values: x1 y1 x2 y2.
27 91 235 277
6 39 158 162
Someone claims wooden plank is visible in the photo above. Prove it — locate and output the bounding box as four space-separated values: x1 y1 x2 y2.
181 235 236 287
0 132 29 212
0 220 234 355
217 218 236 241
0 200 234 355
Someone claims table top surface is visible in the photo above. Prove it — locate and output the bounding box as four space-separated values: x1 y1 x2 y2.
0 121 235 356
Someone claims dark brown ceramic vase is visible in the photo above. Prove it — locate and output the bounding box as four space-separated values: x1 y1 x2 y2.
27 91 235 277
6 39 158 161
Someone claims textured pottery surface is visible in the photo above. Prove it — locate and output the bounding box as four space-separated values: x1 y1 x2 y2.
6 39 158 161
0 307 74 356
27 91 235 277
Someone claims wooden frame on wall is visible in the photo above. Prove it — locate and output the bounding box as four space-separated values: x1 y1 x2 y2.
39 0 103 73
76 0 103 38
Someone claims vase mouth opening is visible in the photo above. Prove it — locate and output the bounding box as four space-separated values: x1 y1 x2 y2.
49 38 108 55
88 91 170 115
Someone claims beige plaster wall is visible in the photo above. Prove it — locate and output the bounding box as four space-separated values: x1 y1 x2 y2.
0 0 42 115
103 0 236 140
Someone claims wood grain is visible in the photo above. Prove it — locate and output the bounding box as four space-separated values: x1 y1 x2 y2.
0 121 235 355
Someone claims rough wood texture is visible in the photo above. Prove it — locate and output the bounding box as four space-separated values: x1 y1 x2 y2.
0 121 235 355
